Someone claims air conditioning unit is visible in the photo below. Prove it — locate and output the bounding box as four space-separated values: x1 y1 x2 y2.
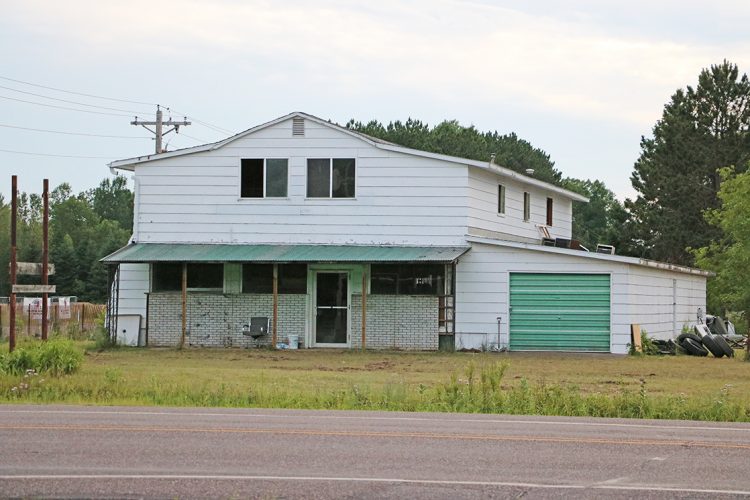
554 238 571 249
596 244 615 255
541 238 556 247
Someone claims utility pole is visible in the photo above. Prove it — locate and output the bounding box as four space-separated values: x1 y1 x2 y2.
9 176 17 352
41 179 49 341
131 105 191 154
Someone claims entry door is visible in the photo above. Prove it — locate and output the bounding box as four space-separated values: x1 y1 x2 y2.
315 272 349 346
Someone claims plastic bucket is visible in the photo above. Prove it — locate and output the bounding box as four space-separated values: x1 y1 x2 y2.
287 334 299 350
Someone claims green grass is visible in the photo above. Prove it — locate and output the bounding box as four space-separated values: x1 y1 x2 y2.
1 346 748 421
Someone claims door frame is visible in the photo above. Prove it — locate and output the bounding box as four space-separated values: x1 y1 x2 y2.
309 267 353 348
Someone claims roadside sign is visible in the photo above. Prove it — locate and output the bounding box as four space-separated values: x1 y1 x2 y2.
14 262 56 276
12 284 56 294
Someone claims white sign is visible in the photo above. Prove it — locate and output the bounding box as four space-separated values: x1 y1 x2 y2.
23 298 44 320
58 297 71 320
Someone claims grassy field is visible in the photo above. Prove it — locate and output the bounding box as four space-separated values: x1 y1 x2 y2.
2 346 749 421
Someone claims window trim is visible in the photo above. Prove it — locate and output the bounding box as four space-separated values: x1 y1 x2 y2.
497 184 506 215
305 158 356 199
523 191 531 222
239 157 289 199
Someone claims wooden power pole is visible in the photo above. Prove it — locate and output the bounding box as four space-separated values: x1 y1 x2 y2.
9 175 17 352
41 179 49 341
131 105 191 154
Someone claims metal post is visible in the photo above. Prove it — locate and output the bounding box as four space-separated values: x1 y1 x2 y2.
41 179 49 341
272 264 278 348
9 175 17 352
361 270 367 350
181 263 187 348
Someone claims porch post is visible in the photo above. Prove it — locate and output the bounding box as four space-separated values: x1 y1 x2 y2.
272 264 278 348
180 263 187 348
361 268 367 350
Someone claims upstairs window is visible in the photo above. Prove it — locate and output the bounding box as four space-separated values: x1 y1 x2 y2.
241 158 288 198
546 197 553 226
497 184 506 214
523 192 531 222
307 158 355 198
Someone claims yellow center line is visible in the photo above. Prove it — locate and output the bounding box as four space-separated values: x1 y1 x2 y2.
1 424 749 450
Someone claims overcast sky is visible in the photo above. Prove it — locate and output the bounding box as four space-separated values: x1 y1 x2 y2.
1 0 749 201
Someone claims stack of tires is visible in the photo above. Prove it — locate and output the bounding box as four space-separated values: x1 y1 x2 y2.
677 324 734 358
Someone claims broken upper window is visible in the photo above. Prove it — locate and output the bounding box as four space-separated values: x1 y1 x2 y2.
497 184 506 214
306 159 355 198
242 264 308 294
370 264 445 296
151 263 223 291
546 197 553 226
240 158 288 198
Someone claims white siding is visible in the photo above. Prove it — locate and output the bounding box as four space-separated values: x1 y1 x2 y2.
467 166 572 242
115 263 149 339
454 242 707 353
625 266 705 340
133 118 469 246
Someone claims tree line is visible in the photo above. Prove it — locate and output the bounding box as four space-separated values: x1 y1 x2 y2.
0 177 132 302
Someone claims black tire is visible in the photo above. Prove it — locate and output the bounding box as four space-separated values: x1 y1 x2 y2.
683 338 709 356
700 333 725 358
677 332 702 345
713 334 734 358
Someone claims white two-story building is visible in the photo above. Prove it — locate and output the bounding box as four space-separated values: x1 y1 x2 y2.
103 112 708 353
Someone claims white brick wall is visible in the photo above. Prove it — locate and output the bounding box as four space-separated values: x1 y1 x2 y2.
147 293 306 347
350 294 439 350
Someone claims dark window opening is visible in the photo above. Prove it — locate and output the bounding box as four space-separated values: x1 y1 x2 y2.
152 263 182 292
307 158 355 198
523 192 531 221
152 263 223 291
243 264 308 294
187 263 223 289
241 158 288 198
371 264 445 296
546 197 553 226
241 159 264 198
497 184 506 214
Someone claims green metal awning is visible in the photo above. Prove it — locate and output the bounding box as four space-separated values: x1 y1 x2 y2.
101 243 470 264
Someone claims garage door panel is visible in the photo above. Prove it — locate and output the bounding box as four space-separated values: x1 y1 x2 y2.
510 273 611 352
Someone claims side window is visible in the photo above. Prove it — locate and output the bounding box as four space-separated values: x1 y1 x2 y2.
497 184 506 214
306 159 355 198
241 158 288 198
242 264 308 294
546 197 553 226
523 192 531 222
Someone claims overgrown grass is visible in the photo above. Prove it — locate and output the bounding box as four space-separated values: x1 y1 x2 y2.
0 338 83 376
0 347 748 421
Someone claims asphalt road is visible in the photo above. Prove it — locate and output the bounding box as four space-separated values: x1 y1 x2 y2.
1 405 749 499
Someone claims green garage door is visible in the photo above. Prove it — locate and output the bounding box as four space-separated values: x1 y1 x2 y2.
509 273 610 352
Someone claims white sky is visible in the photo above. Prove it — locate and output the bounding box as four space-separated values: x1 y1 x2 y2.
1 0 749 200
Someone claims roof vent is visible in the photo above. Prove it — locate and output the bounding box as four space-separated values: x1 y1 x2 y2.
525 168 535 176
292 117 305 136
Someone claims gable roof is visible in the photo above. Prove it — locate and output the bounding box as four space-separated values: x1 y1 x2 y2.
109 111 588 202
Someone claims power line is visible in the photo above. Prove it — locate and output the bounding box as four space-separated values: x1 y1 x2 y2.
0 148 114 159
0 94 134 117
177 132 209 143
0 122 150 139
167 107 235 135
0 75 157 106
0 84 151 115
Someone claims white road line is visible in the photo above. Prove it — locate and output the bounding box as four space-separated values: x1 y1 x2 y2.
1 407 747 433
1 474 748 496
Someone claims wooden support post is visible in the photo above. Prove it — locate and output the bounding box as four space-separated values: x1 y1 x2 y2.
361 270 367 350
272 264 278 348
181 263 187 348
631 324 642 353
41 179 49 341
9 175 17 352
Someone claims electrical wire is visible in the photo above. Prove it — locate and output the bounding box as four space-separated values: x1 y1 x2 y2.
176 132 210 144
0 123 150 139
167 107 235 135
0 148 114 159
0 75 157 106
0 84 152 115
0 94 134 117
